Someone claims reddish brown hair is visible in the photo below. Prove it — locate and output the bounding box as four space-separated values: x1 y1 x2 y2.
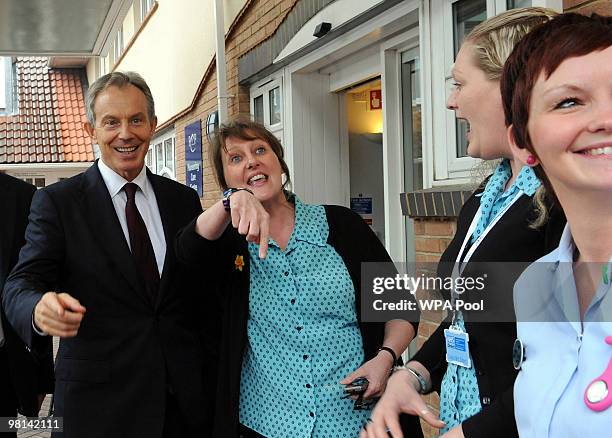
210 118 291 191
501 12 612 198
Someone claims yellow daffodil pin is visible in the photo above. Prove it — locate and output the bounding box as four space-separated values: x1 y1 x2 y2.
235 255 245 272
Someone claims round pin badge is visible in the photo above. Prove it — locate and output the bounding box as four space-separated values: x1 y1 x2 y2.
584 336 612 412
512 338 525 370
586 380 608 404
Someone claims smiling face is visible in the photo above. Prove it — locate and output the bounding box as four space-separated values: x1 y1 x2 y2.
222 134 285 205
524 46 612 198
85 84 157 181
447 43 509 160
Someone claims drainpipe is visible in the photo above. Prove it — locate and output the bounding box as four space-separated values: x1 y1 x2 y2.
213 0 229 124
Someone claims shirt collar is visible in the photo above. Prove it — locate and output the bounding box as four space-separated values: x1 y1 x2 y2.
551 224 612 326
476 160 541 199
555 224 575 264
554 223 612 281
290 195 328 248
514 164 541 197
97 159 151 200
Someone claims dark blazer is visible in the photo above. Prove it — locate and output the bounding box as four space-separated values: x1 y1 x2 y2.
0 173 54 417
411 189 566 438
2 163 209 438
176 204 421 438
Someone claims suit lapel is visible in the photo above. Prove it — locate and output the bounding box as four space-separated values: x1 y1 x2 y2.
79 163 150 306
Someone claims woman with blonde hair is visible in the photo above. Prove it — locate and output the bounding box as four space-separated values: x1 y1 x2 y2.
362 8 565 438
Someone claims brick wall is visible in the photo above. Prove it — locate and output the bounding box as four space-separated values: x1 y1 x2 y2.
412 218 456 437
175 0 299 208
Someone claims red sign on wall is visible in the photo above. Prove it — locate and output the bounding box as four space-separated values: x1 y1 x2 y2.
370 90 382 110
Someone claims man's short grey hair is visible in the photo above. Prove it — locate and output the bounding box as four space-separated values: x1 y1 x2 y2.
85 71 156 125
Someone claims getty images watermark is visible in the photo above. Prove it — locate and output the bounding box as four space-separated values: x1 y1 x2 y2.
371 272 487 312
360 262 538 323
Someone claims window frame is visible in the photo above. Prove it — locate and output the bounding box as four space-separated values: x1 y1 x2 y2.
249 77 284 143
429 0 539 185
140 0 155 22
114 26 124 62
0 57 6 111
148 130 176 180
0 57 16 116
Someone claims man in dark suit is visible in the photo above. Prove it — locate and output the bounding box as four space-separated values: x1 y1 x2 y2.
2 72 209 438
0 173 54 437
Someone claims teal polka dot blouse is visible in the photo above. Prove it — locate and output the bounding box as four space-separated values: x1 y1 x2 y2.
239 197 370 437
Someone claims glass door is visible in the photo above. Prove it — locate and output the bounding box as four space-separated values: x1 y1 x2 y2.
401 48 423 262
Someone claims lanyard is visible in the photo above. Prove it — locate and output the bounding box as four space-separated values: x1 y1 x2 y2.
450 190 524 325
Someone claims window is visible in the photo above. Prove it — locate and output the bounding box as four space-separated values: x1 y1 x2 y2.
452 0 486 158
429 0 536 183
164 138 175 175
250 78 283 143
0 57 16 115
148 131 176 179
22 177 46 188
98 56 108 77
269 87 281 125
253 95 264 124
114 26 124 62
506 0 531 8
402 49 423 192
141 0 155 22
0 57 6 110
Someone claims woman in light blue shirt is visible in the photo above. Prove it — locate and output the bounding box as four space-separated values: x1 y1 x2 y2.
502 13 612 436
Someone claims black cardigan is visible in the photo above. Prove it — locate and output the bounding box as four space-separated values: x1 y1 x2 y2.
176 204 420 437
411 189 566 438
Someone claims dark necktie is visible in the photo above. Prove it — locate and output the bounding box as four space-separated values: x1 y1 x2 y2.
123 183 160 303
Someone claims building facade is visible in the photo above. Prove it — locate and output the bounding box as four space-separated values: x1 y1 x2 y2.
85 1 610 434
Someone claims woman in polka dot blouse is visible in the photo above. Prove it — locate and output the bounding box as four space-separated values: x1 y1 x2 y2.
362 8 566 438
176 119 421 438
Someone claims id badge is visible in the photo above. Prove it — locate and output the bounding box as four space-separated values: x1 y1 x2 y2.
444 327 472 368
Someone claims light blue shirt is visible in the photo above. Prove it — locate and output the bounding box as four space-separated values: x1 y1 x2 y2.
514 224 612 437
239 197 369 438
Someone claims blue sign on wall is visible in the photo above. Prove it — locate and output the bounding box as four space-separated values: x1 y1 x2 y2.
350 197 372 215
185 120 202 197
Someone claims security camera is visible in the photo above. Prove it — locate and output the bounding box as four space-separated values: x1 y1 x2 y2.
313 22 332 38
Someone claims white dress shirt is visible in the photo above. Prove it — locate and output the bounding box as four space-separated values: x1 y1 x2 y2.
97 159 166 276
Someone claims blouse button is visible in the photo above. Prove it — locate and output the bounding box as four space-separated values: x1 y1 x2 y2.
284 271 289 276
306 383 312 389
290 298 296 304
296 326 303 331
303 354 309 360
309 412 315 418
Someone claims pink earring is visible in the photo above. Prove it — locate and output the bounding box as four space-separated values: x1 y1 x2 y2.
526 155 537 166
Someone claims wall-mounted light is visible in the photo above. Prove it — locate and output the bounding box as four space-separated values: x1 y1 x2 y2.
206 110 219 141
313 22 332 38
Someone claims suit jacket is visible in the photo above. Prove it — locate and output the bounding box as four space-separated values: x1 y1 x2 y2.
411 188 566 438
2 163 210 438
0 172 54 416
